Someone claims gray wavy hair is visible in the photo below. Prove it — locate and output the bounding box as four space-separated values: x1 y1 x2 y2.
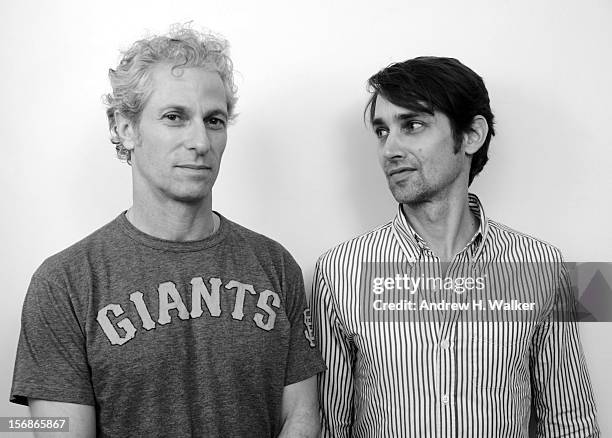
104 24 238 162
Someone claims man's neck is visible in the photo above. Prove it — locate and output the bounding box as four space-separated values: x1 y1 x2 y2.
401 189 478 262
127 194 217 242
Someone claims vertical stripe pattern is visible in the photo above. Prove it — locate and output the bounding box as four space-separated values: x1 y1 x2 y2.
312 194 599 437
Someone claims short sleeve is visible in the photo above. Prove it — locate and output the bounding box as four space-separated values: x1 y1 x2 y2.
10 273 95 406
282 263 326 386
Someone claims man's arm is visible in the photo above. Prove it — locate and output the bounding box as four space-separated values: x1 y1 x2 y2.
278 376 319 438
11 273 97 434
29 399 95 438
529 262 600 437
311 259 355 438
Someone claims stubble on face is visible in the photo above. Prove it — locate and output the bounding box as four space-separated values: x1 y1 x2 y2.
373 96 468 207
129 64 229 206
386 136 464 206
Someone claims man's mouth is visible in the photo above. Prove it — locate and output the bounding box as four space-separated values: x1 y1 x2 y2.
387 167 417 178
176 164 211 170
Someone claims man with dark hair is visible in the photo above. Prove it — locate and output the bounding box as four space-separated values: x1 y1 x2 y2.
312 56 599 437
365 56 495 187
10 25 325 437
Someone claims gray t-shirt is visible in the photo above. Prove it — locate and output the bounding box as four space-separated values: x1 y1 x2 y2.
11 213 325 437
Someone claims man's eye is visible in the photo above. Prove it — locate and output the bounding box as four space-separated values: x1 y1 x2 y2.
404 121 424 132
206 117 227 130
163 113 182 122
374 127 388 138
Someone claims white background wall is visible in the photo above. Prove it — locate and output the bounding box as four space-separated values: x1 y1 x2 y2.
1 0 610 436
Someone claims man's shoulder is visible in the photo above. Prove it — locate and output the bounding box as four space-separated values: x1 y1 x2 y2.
224 216 290 253
222 215 301 270
486 218 564 262
34 216 122 282
316 220 395 268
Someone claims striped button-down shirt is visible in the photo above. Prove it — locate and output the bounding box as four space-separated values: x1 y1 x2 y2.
312 194 599 437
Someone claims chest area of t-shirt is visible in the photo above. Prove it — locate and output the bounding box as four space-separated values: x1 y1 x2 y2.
86 259 291 367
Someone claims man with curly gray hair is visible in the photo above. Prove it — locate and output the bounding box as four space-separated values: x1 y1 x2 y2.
11 24 325 438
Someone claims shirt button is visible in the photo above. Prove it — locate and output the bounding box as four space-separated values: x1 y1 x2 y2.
440 339 450 349
441 394 449 404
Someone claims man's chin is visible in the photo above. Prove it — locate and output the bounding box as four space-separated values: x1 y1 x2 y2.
390 187 429 206
166 188 212 205
165 180 216 204
174 194 209 204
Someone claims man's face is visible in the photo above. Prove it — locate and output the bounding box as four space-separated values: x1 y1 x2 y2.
127 64 229 205
372 95 469 205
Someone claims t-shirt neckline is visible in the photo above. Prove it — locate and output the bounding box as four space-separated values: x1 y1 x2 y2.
115 211 229 252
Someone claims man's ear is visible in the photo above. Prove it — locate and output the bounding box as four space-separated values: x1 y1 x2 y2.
114 111 137 151
463 115 489 156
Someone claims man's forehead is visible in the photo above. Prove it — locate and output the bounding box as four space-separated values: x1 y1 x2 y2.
148 63 222 88
372 95 434 122
145 63 227 110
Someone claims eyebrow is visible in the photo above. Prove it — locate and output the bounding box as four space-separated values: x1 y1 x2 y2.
204 108 229 120
371 111 429 126
159 105 229 119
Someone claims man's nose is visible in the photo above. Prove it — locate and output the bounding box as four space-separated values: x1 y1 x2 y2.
382 130 405 160
187 120 211 154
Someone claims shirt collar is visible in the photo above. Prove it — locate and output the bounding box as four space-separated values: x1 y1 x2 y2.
391 193 489 262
